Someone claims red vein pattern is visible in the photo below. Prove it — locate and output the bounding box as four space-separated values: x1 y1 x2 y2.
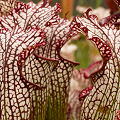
114 0 120 7
67 61 102 120
73 9 120 120
0 1 79 120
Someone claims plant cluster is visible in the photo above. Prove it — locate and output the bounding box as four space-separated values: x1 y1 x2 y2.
0 0 120 120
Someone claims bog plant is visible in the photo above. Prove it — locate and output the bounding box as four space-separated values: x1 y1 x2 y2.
0 0 120 120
